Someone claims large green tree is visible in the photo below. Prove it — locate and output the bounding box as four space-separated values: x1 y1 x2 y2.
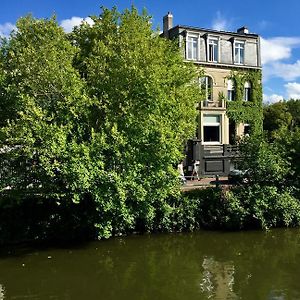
0 7 201 239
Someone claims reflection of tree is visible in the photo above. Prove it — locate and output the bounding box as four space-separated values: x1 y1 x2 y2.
0 229 300 299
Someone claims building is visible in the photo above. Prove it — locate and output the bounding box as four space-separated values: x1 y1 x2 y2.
163 13 263 176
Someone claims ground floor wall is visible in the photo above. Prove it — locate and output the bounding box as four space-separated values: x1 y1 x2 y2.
184 141 238 177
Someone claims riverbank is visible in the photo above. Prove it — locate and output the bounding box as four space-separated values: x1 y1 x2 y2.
1 183 300 246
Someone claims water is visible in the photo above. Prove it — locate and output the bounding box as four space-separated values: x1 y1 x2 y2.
0 229 300 299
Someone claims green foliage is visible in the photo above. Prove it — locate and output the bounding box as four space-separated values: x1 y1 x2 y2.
237 135 290 186
263 99 300 139
263 99 300 190
0 7 201 242
272 127 300 190
0 8 298 244
225 185 300 229
286 99 300 127
226 69 263 135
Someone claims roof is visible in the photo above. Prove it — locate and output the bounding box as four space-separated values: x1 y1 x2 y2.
169 25 259 38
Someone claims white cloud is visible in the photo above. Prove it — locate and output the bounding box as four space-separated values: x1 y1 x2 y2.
263 93 284 104
261 37 300 83
285 82 300 99
261 37 300 65
0 22 16 38
211 11 230 31
264 60 300 81
60 16 94 33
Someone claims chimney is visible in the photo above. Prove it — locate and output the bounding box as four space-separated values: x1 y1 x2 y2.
163 12 173 38
237 26 249 34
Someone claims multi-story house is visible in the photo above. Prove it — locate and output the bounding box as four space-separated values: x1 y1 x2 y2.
162 13 263 176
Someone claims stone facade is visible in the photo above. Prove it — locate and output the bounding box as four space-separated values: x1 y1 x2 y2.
163 13 263 175
163 13 262 146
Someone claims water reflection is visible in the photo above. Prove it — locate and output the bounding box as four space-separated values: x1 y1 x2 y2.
0 284 5 300
0 229 299 299
200 257 237 299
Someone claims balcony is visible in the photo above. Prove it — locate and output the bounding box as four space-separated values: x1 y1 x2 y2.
200 98 225 109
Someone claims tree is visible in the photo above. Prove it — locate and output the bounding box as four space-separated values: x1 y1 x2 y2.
70 7 202 236
237 135 290 187
286 99 300 128
263 101 292 139
0 8 201 239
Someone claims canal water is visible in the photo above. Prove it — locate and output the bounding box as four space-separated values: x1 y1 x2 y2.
0 229 300 299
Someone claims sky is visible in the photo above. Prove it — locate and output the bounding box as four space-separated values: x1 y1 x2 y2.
1 0 300 103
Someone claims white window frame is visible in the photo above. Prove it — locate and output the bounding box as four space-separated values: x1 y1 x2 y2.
186 33 200 61
234 40 245 64
207 36 220 62
200 76 213 101
203 114 222 145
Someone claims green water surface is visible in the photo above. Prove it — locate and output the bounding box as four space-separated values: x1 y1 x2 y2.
0 229 300 299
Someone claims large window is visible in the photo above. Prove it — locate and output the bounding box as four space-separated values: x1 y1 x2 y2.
234 41 245 64
227 79 235 101
200 76 213 101
208 38 219 62
186 36 198 60
244 81 251 101
203 115 221 143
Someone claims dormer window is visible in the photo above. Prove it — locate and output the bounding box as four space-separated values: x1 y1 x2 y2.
208 37 219 62
234 40 245 64
186 35 199 60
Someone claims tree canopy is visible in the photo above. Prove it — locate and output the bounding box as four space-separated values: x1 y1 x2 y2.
0 7 201 239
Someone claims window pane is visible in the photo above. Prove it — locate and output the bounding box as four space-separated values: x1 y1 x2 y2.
209 44 213 61
187 37 198 60
244 125 250 135
208 39 218 62
193 42 197 59
214 43 218 61
204 115 220 123
235 42 245 64
240 48 244 64
204 126 220 142
235 47 239 63
244 88 251 101
188 44 192 59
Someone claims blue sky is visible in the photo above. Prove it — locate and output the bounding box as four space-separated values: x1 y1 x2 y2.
1 0 300 103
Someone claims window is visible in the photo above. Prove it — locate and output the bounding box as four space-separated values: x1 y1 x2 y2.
244 81 251 101
186 36 198 60
208 38 219 62
244 124 251 135
234 41 245 64
227 79 235 101
200 76 213 101
203 115 221 143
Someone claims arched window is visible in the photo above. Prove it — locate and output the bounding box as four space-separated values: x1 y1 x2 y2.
227 79 235 101
244 81 251 101
200 76 213 101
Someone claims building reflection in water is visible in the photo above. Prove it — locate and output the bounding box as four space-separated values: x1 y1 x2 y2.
0 284 5 300
200 257 238 299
